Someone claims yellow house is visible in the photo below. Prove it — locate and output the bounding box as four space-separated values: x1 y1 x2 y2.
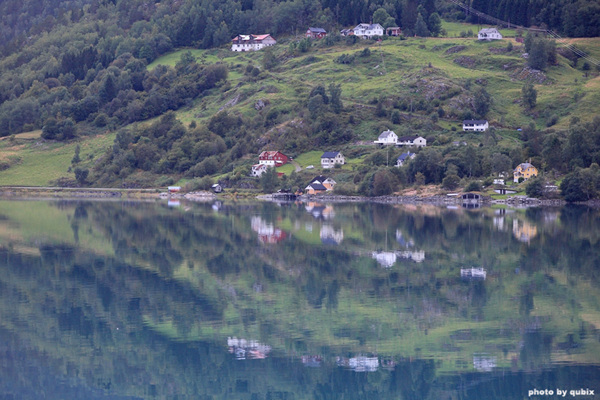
513 163 538 183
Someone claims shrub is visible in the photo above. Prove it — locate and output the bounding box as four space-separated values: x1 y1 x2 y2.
464 181 481 192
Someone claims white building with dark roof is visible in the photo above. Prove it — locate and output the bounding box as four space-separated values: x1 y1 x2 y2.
463 120 489 132
478 28 502 41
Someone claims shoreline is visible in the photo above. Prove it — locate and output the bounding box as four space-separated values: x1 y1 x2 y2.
0 186 587 207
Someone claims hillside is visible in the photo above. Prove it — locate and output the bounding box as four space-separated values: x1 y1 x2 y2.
2 27 600 199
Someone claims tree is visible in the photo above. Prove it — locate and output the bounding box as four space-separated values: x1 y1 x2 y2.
308 95 325 119
72 144 81 164
522 83 537 109
328 83 343 114
414 13 430 37
526 175 545 198
262 47 278 70
560 168 597 202
428 13 442 37
74 167 89 186
528 39 548 70
473 87 491 117
373 169 396 195
260 166 279 193
373 8 392 27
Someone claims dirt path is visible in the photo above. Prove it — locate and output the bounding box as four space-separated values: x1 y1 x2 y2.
291 160 302 172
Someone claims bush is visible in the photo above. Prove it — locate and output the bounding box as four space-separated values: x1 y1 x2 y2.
464 181 481 192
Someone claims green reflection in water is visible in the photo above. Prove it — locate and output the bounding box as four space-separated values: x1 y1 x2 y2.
0 199 599 399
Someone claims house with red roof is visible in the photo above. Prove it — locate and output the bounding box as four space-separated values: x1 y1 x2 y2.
259 151 289 167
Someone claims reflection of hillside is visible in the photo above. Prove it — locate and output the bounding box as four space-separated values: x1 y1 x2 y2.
0 201 600 397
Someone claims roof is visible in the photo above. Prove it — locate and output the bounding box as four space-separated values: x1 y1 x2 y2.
398 135 420 142
463 120 488 125
308 27 327 33
311 175 329 184
378 130 396 139
233 34 273 42
321 151 340 158
479 28 500 34
307 183 327 191
354 23 383 30
397 152 414 162
516 162 534 169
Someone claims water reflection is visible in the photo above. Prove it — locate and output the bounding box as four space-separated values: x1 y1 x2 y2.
0 200 599 398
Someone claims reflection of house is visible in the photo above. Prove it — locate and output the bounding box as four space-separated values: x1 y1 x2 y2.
337 356 379 372
227 337 272 360
513 219 537 243
461 267 487 280
396 230 415 247
301 355 323 367
478 28 502 41
320 224 344 245
513 163 538 183
398 250 425 263
473 354 497 371
251 216 287 243
305 202 335 219
231 34 276 51
372 251 397 268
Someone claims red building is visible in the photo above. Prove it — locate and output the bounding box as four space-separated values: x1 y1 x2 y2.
258 151 289 166
306 27 327 39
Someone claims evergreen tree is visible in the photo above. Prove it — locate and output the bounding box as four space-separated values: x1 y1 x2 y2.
414 13 430 37
473 87 491 117
328 83 343 114
522 83 537 109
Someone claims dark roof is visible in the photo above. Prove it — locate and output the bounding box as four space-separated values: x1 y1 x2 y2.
308 27 327 33
308 183 327 191
321 151 340 158
397 135 419 142
311 175 329 184
397 152 414 161
463 120 488 125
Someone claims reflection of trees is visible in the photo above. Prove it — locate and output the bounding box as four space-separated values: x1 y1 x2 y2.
1 200 600 397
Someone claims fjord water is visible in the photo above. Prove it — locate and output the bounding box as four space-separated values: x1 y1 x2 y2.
0 199 599 399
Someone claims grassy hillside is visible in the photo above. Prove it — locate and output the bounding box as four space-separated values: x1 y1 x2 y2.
1 30 599 191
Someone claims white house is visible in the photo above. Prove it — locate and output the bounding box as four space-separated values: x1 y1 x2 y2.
321 151 345 168
463 120 489 132
397 135 426 147
251 164 269 177
231 34 276 51
353 23 384 38
396 152 415 167
478 28 502 41
374 129 398 145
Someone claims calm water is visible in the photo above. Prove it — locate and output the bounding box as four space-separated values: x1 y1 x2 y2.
0 199 599 399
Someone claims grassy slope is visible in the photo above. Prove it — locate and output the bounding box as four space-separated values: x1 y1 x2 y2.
1 24 599 186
